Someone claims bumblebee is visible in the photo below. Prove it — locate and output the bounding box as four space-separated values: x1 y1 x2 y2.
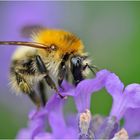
0 26 97 108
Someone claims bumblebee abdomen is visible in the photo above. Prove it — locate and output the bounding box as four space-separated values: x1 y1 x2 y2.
10 48 45 94
11 46 37 61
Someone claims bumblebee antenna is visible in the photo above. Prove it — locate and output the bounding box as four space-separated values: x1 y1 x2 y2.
0 41 47 50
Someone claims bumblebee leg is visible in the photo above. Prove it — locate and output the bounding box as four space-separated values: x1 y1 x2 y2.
58 63 66 89
15 71 41 108
83 63 99 75
35 55 64 98
28 90 41 109
38 80 47 106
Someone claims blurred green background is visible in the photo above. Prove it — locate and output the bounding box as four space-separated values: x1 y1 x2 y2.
0 1 140 138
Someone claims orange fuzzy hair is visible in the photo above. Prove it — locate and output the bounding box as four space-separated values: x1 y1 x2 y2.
33 29 84 59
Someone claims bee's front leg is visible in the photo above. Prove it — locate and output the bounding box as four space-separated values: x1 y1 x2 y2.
35 55 65 99
83 63 99 75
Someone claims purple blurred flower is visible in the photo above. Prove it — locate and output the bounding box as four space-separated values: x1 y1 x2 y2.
16 69 140 139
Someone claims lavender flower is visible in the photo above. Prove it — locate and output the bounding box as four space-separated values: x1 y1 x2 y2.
124 108 140 139
60 69 111 112
16 69 140 139
17 95 78 139
106 73 140 121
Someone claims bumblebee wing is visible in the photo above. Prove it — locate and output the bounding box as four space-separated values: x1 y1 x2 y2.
20 25 45 38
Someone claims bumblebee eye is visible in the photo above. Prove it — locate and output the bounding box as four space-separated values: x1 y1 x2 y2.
50 44 57 51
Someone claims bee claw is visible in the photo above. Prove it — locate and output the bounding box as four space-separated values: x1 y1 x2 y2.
63 96 68 100
60 85 65 91
58 93 67 99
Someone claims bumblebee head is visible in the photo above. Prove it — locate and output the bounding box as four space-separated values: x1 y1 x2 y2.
70 55 89 85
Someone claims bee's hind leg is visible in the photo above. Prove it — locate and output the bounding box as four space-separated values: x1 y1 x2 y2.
38 80 47 106
15 71 41 108
35 55 65 99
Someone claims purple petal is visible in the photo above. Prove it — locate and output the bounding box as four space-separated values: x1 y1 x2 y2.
45 95 67 138
111 83 140 120
124 84 140 108
17 107 48 139
75 69 111 112
63 127 78 139
55 80 75 97
34 132 53 139
95 116 119 139
61 80 74 91
17 94 78 139
124 108 140 137
16 128 32 139
105 73 124 100
29 108 47 120
66 114 78 130
16 119 45 139
61 89 75 96
28 119 45 138
46 95 78 138
105 72 127 120
107 75 140 120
